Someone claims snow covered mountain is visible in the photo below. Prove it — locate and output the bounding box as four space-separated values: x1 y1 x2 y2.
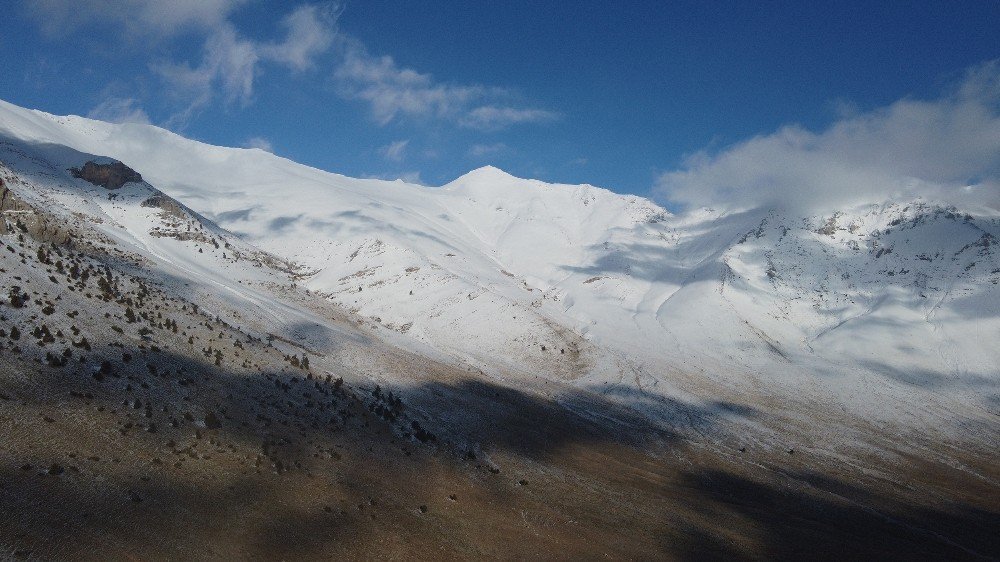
1 98 997 445
3 97 1000 558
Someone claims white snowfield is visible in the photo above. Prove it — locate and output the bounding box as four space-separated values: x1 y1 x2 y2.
1 99 997 442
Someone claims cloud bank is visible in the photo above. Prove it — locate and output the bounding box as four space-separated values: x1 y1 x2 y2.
657 61 1000 214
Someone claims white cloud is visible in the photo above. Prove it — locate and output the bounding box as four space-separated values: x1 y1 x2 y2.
656 61 1000 214
333 38 555 129
26 2 338 128
379 139 409 162
152 5 338 127
460 106 557 130
243 136 273 152
27 1 551 133
259 4 338 72
334 40 482 125
468 143 507 157
155 25 259 126
87 97 151 124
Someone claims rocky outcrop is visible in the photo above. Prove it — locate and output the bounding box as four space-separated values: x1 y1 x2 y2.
70 161 143 189
1 181 32 236
1 182 72 244
141 191 187 219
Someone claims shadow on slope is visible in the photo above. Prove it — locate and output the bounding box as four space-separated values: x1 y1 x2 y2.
0 336 735 559
665 468 1000 561
1 340 997 559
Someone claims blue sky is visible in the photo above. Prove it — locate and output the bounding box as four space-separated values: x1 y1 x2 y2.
2 1 999 207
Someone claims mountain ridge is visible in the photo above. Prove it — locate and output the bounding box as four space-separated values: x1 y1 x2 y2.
2 97 998 558
1 98 997 441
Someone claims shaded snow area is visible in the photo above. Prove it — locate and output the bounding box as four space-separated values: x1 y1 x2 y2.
1 98 997 449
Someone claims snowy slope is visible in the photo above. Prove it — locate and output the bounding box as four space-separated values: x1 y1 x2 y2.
1 99 997 440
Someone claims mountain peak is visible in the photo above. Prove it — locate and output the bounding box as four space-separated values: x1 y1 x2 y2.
442 165 539 196
454 165 519 182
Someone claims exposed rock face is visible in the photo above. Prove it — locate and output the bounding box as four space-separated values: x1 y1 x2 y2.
141 191 187 219
1 173 74 243
70 161 143 189
1 181 32 236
